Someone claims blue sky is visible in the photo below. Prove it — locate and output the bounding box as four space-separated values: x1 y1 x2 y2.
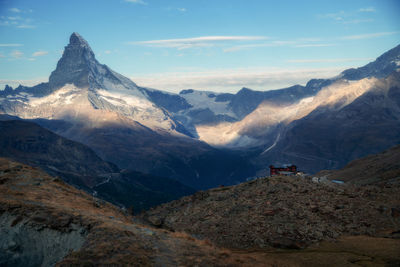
0 0 399 93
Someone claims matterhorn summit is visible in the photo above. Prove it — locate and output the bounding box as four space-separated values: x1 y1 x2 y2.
49 32 98 89
0 32 181 132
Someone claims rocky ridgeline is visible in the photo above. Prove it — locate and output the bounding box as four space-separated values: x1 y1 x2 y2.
141 176 400 249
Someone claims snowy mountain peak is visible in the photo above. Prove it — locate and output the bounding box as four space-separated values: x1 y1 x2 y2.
49 32 97 89
0 33 188 135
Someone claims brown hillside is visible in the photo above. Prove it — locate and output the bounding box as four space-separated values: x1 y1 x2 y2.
142 176 400 250
317 144 400 185
2 157 400 266
0 158 264 266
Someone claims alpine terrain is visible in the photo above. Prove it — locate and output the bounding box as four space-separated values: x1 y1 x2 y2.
1 33 400 184
0 33 254 190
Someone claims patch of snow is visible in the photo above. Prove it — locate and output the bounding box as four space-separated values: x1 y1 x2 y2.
260 133 280 154
96 89 154 110
28 84 80 107
179 90 235 117
299 96 314 104
196 77 378 148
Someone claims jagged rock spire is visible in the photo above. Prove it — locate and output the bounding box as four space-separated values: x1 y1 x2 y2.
49 32 97 89
69 32 91 47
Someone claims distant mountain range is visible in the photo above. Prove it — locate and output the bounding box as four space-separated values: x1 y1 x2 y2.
0 33 254 189
1 32 399 187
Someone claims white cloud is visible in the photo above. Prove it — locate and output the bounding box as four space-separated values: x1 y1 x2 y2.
32 51 48 57
8 16 22 21
318 11 346 21
177 8 186 12
130 36 268 50
0 14 35 29
223 40 334 52
17 24 36 29
10 50 23 58
293 43 335 48
125 0 146 4
341 31 399 40
319 9 375 24
0 43 23 47
359 7 376 12
9 8 21 13
223 43 279 52
130 67 347 93
287 58 373 63
104 50 112 54
341 19 374 24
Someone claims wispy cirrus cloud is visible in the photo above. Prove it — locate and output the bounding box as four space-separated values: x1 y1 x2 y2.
287 57 373 63
0 9 36 29
32 51 48 57
341 18 374 24
341 31 399 40
318 8 375 24
125 0 147 4
9 7 32 13
130 36 269 50
359 7 376 12
318 10 346 21
17 24 36 29
0 43 23 47
9 8 21 13
293 43 336 48
10 50 23 58
166 7 187 13
223 39 335 52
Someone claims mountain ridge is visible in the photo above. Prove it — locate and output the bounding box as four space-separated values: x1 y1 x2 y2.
1 33 400 183
0 118 195 211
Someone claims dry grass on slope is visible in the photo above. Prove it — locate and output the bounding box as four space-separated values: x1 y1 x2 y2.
2 158 400 266
317 144 400 185
142 176 400 250
0 158 264 266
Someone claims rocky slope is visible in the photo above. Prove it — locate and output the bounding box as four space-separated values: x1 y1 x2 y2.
341 43 400 80
0 119 117 188
2 157 400 266
317 144 400 185
142 175 400 250
257 71 400 173
0 119 195 211
0 158 263 266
